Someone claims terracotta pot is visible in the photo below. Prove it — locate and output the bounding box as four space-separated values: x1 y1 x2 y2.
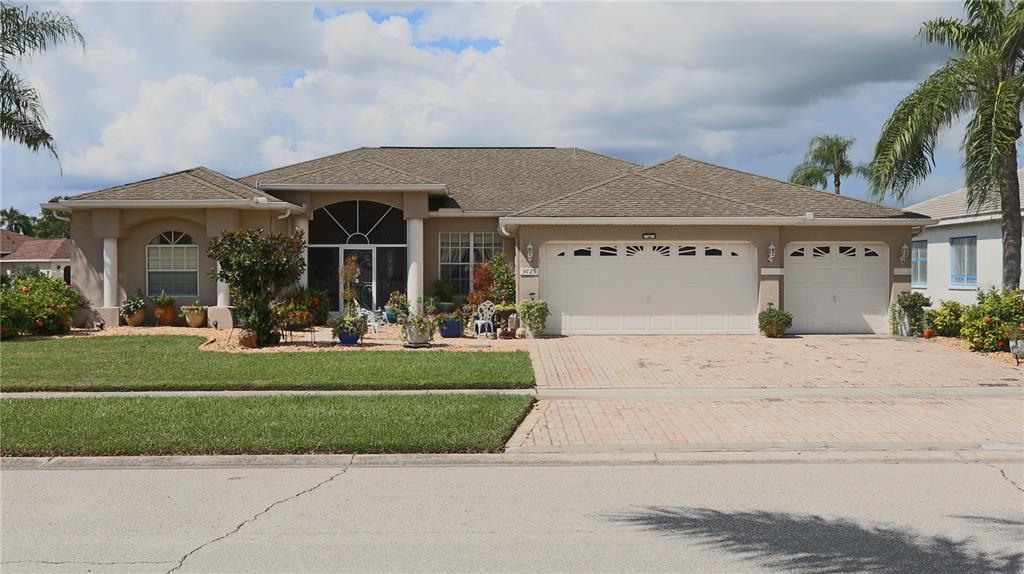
126 308 146 327
238 332 258 348
922 328 934 339
184 310 207 328
762 325 787 338
154 304 176 326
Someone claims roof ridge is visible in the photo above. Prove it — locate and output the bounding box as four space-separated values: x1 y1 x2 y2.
635 172 790 217
244 147 370 182
185 168 249 200
660 154 906 215
71 167 206 200
510 171 641 216
570 148 646 169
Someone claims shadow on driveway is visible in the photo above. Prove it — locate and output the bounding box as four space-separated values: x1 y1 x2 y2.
608 506 1022 573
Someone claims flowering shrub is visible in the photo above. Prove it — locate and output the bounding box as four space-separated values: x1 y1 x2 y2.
930 300 965 337
489 252 515 305
960 289 1024 352
278 285 329 328
889 291 931 336
0 274 77 338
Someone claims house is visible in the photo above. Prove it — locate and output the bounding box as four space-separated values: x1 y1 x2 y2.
45 147 932 334
906 170 1024 304
0 229 71 282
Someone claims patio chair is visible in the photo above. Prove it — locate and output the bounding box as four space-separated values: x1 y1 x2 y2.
356 305 388 341
475 300 496 338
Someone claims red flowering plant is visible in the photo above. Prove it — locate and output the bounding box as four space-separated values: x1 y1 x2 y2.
0 273 77 339
960 288 1024 352
277 285 330 330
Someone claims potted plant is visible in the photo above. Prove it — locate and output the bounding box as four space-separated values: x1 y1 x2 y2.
179 300 207 328
758 303 793 338
385 291 408 323
400 303 435 347
922 310 936 339
889 291 931 337
437 311 463 338
70 289 93 328
1003 322 1024 366
432 279 457 312
151 291 177 326
517 299 550 338
120 290 147 326
329 313 368 345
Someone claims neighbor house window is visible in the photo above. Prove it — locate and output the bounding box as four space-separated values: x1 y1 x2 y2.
950 236 977 287
147 231 198 296
911 240 927 287
439 231 503 294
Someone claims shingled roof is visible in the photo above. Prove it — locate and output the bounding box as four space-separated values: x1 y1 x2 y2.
67 167 293 204
906 169 1024 220
512 155 927 219
242 147 642 212
1 236 70 261
0 230 29 256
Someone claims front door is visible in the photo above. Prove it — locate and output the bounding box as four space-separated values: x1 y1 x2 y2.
342 248 374 310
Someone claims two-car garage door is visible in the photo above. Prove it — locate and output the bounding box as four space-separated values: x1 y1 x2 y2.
539 240 891 335
541 242 758 334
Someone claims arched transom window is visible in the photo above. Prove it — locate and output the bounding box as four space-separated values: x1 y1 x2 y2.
147 231 198 296
308 200 406 245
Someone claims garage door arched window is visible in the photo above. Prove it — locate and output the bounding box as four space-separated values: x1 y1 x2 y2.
147 231 198 297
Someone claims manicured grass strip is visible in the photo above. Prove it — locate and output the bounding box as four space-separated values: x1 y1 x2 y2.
0 336 534 391
0 394 535 456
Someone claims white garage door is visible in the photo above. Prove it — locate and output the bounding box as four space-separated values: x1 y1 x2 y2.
784 242 889 334
541 242 757 334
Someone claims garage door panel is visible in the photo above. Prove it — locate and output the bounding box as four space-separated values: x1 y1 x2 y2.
785 242 889 334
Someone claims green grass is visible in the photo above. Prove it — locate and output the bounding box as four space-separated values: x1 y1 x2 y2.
0 394 535 456
0 336 534 391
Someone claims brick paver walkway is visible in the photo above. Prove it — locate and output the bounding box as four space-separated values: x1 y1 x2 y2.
528 335 1023 388
507 396 1024 449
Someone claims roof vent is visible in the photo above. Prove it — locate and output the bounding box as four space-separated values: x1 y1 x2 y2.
805 212 814 219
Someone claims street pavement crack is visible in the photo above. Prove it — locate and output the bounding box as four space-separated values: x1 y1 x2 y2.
4 559 175 566
986 463 1024 494
165 467 350 573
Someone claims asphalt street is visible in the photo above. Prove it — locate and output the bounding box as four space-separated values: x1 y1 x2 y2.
2 460 1022 573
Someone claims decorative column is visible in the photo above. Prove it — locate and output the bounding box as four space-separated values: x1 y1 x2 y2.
406 217 424 312
216 262 230 307
102 237 118 308
295 217 309 287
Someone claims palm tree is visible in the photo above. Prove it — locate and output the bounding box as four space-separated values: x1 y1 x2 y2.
789 135 871 195
869 0 1023 289
1 1 84 161
0 207 34 235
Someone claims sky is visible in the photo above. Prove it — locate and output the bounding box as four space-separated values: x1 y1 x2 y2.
0 1 977 214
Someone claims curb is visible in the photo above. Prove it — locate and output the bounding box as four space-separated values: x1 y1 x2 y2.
0 389 537 399
3 448 1022 470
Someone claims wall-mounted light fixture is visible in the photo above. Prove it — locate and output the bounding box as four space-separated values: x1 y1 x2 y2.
900 242 910 263
767 242 776 263
525 242 534 263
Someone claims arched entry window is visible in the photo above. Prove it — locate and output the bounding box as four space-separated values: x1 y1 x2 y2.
307 201 407 311
147 231 198 296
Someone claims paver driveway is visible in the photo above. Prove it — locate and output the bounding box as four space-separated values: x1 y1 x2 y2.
527 335 1023 388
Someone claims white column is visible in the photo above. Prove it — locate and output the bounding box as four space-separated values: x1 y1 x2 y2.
216 262 231 306
406 217 424 313
102 237 118 307
295 217 309 287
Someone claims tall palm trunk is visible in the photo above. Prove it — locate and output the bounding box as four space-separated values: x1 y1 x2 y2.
1000 147 1022 289
833 171 841 195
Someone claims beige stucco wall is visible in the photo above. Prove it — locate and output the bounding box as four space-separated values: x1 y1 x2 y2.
511 224 914 313
422 217 511 293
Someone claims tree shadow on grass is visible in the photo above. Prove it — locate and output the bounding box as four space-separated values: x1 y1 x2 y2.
608 507 1022 574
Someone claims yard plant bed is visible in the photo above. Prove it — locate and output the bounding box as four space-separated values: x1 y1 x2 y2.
0 394 535 456
0 336 534 391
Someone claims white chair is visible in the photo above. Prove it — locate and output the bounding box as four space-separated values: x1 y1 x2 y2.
475 301 496 337
355 305 387 341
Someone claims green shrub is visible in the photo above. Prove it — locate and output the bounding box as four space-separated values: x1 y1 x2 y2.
518 299 549 336
960 288 1024 352
329 313 368 339
150 291 176 307
758 304 793 338
386 290 409 312
0 274 78 338
889 291 931 336
431 279 456 303
931 300 965 337
119 290 146 319
489 252 516 305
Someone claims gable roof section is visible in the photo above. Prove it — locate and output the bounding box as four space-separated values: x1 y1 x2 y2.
242 147 643 212
906 169 1024 220
67 167 293 204
2 237 71 261
0 230 29 256
265 158 439 186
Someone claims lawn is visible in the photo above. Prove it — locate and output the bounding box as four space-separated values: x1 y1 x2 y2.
0 336 535 391
0 394 535 456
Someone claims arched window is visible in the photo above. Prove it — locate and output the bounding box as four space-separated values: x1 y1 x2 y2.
147 231 198 296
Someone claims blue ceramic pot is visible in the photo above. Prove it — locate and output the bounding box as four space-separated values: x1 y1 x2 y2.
337 332 360 345
384 306 397 323
439 319 463 338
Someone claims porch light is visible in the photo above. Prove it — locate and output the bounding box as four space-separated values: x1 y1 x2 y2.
767 242 776 263
526 242 534 263
900 242 909 263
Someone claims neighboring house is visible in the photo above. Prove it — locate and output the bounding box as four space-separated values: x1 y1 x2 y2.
906 170 1024 304
0 229 71 282
45 147 932 334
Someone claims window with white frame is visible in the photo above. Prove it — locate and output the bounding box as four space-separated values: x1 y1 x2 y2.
911 240 927 287
950 236 977 287
439 231 503 294
147 231 198 296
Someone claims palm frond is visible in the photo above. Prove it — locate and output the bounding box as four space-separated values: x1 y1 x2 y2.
0 69 57 161
965 0 1010 39
961 72 1024 209
0 1 85 64
919 17 984 52
789 163 829 189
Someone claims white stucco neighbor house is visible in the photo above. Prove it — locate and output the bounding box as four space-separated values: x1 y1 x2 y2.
906 169 1024 304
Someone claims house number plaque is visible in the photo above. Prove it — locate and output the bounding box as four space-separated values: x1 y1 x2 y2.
520 267 538 277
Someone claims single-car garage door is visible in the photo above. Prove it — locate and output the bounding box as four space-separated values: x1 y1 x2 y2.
541 242 757 334
784 242 889 334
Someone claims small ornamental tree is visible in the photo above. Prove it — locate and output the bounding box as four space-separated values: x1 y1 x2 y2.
207 228 306 347
489 252 515 305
